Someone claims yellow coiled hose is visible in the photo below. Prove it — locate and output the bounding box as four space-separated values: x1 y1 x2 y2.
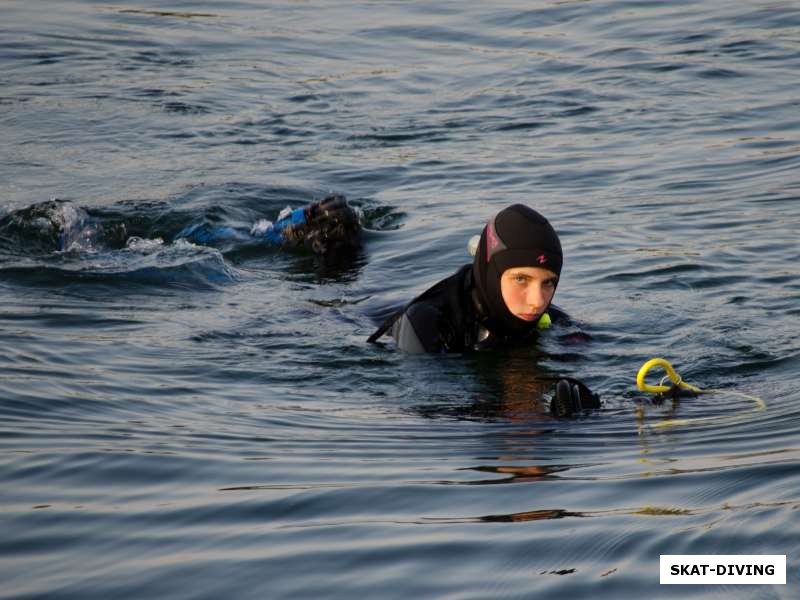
636 357 766 429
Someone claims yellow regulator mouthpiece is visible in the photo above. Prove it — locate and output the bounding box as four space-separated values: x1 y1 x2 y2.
537 312 552 330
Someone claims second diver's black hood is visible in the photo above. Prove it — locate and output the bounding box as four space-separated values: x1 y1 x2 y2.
472 204 563 339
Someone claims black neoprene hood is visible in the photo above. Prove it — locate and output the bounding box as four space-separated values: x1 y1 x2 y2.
472 204 563 338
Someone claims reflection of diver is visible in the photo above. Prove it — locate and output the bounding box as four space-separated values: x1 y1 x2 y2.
2 194 361 255
368 204 600 416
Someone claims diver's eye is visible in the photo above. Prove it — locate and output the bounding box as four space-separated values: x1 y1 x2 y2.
544 279 558 289
513 274 527 285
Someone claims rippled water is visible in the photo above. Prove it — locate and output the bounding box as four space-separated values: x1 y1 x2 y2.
2 1 799 598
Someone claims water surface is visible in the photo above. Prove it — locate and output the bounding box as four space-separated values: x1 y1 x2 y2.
2 1 799 598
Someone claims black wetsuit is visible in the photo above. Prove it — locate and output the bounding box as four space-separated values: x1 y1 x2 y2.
368 264 566 353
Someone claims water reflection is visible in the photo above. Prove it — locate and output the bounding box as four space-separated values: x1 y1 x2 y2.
117 9 219 19
412 345 595 423
462 463 573 485
284 248 367 284
478 508 583 523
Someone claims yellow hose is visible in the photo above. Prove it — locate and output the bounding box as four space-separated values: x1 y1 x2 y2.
636 357 702 394
635 357 766 429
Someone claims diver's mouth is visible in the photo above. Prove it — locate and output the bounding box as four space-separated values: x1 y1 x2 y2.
516 312 539 322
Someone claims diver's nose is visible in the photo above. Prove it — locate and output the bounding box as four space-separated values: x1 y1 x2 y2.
526 283 547 312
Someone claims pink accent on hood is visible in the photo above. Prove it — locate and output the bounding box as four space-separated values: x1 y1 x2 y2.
486 221 499 262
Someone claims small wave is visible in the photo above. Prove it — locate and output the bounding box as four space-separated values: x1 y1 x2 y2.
0 237 237 288
118 9 219 19
0 192 374 287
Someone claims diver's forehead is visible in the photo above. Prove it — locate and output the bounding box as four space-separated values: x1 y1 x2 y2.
502 266 558 279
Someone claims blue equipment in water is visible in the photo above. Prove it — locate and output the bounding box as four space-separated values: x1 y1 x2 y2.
177 195 360 254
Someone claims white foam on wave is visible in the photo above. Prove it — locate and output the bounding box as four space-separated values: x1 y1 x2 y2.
45 201 97 253
250 219 273 236
126 236 165 253
57 202 86 233
172 238 204 251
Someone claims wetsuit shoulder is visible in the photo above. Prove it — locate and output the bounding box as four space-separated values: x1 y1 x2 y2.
391 300 448 353
547 304 570 324
368 264 473 353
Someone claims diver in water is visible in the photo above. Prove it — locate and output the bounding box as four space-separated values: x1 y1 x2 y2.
177 194 361 255
2 194 361 256
368 203 600 416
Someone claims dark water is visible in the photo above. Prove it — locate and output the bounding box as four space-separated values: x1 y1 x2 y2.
2 1 799 598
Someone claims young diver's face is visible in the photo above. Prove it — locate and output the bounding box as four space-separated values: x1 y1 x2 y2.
500 266 558 322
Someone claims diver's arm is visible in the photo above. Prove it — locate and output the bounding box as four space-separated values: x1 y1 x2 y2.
390 301 448 353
